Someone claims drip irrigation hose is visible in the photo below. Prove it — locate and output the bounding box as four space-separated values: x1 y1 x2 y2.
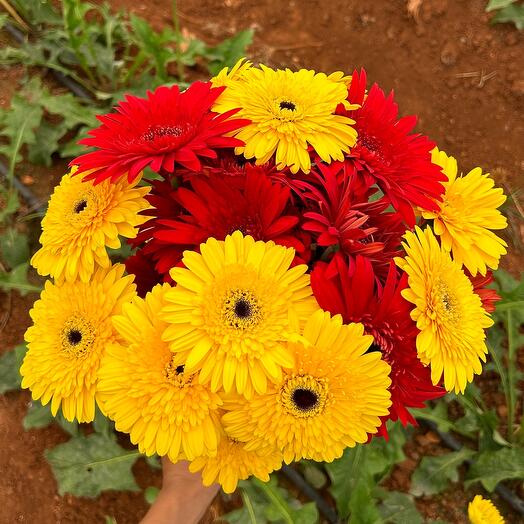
419 419 524 516
281 465 340 524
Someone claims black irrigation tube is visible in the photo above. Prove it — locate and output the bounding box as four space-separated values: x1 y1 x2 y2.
281 465 340 524
420 419 524 516
4 12 524 522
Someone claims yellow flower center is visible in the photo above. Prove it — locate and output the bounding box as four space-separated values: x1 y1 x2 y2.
165 359 193 387
273 97 301 122
434 278 460 324
222 289 263 330
279 375 329 418
60 315 96 358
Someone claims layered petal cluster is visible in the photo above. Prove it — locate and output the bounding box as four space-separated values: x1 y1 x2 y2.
423 148 508 276
72 82 249 183
31 168 150 282
212 62 358 173
21 264 136 422
468 495 505 524
222 310 392 463
162 231 317 398
98 284 223 461
396 227 493 393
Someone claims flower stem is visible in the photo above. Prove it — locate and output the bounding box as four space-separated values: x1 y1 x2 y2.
506 310 516 442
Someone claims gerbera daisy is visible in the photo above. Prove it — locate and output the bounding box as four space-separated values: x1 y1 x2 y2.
344 69 446 225
72 82 250 184
211 57 253 88
20 264 136 422
124 250 164 297
311 256 444 436
422 148 507 276
468 495 505 524
97 284 223 461
31 167 150 283
189 436 282 494
222 309 392 463
395 227 493 393
162 231 317 398
150 167 305 264
212 64 358 174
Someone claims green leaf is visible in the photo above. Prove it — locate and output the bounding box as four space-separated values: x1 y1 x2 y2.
104 516 117 524
348 478 381 524
377 491 423 524
145 454 161 470
0 187 20 223
27 120 65 166
46 433 140 497
410 448 475 496
206 29 254 75
0 344 27 393
486 0 516 12
0 262 41 295
494 4 524 30
93 407 114 437
223 480 268 524
466 447 524 491
301 462 327 489
0 229 29 268
144 486 160 505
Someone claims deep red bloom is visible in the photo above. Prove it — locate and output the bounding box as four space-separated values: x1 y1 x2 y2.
125 249 164 297
468 270 500 313
302 161 405 281
134 165 307 278
344 69 446 226
71 82 250 183
311 256 444 437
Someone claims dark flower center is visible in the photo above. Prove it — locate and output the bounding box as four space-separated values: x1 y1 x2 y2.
279 100 296 111
234 299 252 319
67 329 82 345
141 124 186 142
175 365 185 375
74 200 88 214
291 388 319 411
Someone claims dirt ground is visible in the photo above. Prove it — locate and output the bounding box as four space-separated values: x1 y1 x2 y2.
1 0 523 523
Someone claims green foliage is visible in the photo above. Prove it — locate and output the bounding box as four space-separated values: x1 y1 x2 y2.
377 490 422 524
144 486 160 505
466 447 524 491
206 29 254 75
0 344 26 393
486 0 524 29
410 448 475 496
46 432 140 497
23 400 79 435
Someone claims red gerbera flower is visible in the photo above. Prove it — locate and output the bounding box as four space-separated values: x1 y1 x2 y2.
344 69 446 225
125 250 164 297
71 82 250 183
468 270 500 313
135 164 307 278
302 161 405 280
311 256 444 437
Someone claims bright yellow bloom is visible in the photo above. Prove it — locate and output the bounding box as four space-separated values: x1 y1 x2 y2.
396 227 493 393
468 495 505 524
211 57 253 88
212 64 358 174
423 148 507 276
162 231 317 399
97 284 223 461
31 167 150 283
189 436 282 494
21 264 136 422
222 310 392 464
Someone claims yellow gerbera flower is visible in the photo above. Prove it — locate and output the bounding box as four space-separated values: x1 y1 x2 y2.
396 227 493 393
212 64 358 174
222 310 392 464
31 167 150 283
20 264 136 422
162 231 317 398
189 436 282 494
468 495 505 524
97 283 223 461
422 148 507 276
211 57 253 88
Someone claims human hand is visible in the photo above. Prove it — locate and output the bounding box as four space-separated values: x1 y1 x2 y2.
141 457 219 524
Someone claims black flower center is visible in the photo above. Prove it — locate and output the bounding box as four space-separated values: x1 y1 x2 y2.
234 298 252 319
67 329 82 345
279 100 296 111
291 388 319 411
74 200 87 214
175 365 185 375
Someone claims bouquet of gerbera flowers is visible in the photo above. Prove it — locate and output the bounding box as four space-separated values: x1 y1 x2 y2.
21 60 508 493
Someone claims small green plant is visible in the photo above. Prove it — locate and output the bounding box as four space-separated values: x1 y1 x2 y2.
486 0 524 29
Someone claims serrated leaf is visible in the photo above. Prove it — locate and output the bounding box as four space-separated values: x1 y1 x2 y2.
0 344 27 393
492 5 524 29
27 121 65 166
0 187 20 223
223 480 268 524
0 262 41 295
466 447 524 491
23 400 79 436
206 29 254 76
348 478 381 524
410 448 475 496
46 433 140 497
0 229 29 268
486 0 516 12
378 491 422 524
